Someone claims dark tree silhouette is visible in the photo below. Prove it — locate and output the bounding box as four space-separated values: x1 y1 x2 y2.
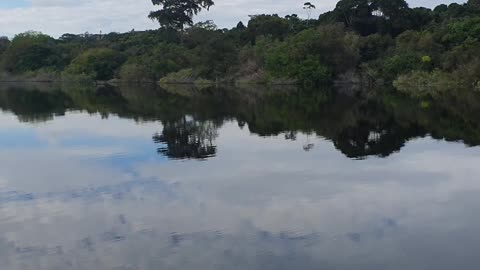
333 120 424 159
149 0 215 30
304 2 316 20
469 0 480 10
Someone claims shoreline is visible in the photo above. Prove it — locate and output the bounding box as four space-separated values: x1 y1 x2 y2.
0 79 301 86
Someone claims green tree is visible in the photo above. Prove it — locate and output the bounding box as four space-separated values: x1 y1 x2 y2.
444 3 468 18
65 48 125 80
334 0 375 35
372 0 409 19
433 4 448 15
469 0 480 10
2 32 61 73
149 0 215 30
331 0 420 36
247 14 290 43
382 53 424 81
266 24 360 83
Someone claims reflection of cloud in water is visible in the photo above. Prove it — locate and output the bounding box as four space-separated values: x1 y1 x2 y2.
0 214 404 270
1 153 480 270
1 85 480 269
1 205 479 270
0 180 177 205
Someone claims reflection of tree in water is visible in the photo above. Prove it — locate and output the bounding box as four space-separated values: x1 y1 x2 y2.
0 86 73 123
3 83 480 159
153 116 219 160
302 133 315 152
284 131 297 141
333 121 424 159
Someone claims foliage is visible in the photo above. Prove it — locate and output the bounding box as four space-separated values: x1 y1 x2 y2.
246 14 290 43
119 59 156 82
65 48 125 81
441 17 480 46
0 0 478 92
149 0 215 30
264 24 359 83
159 68 198 84
2 32 61 73
382 53 424 81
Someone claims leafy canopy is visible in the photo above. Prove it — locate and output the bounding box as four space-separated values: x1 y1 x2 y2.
65 48 125 81
3 31 60 73
149 0 215 30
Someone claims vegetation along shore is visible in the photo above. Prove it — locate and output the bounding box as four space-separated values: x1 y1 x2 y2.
0 0 479 98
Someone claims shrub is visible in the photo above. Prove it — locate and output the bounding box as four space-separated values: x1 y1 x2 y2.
159 68 198 84
265 24 360 83
383 53 423 81
297 57 332 84
65 48 125 81
119 60 155 82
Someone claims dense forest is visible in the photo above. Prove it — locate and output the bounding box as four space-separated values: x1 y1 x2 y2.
0 0 479 97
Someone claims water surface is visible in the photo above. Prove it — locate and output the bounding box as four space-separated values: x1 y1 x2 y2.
1 83 480 270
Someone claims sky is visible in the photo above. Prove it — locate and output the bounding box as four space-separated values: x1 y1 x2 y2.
0 0 467 38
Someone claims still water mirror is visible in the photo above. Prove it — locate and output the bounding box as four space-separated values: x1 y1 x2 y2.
1 83 480 270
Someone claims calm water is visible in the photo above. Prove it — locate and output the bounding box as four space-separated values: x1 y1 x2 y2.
1 83 480 270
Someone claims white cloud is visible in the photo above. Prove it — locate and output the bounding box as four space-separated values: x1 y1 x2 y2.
31 0 80 7
0 0 464 37
0 0 157 38
0 0 466 38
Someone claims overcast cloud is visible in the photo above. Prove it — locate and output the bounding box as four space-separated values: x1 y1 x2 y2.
0 0 466 38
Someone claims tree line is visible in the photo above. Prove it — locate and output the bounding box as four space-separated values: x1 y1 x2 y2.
0 0 479 96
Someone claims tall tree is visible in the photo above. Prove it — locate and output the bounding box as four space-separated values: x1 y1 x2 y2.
149 0 215 31
335 0 371 27
304 2 316 20
372 0 409 19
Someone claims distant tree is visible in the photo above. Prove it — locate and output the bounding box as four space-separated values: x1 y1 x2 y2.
445 3 468 17
2 31 61 73
247 14 290 43
433 4 448 14
331 0 418 36
65 48 125 80
193 20 218 31
303 2 316 20
236 21 246 30
285 14 308 32
334 0 370 27
372 0 409 19
468 0 480 10
265 24 360 83
333 0 377 35
149 0 215 31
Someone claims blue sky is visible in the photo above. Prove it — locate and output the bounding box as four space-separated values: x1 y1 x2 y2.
0 0 467 38
0 0 28 9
